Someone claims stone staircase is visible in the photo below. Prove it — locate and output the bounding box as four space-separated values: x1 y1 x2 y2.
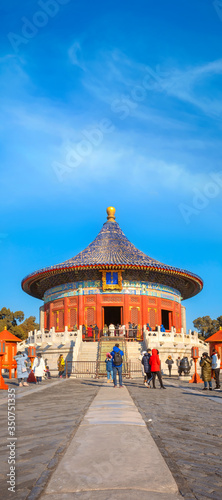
75 340 146 378
127 341 146 378
77 342 99 362
127 341 145 362
96 337 129 377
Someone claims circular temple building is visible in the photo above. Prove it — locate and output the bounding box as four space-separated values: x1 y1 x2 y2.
22 207 203 336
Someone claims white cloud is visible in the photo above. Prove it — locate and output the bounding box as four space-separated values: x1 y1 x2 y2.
68 41 86 70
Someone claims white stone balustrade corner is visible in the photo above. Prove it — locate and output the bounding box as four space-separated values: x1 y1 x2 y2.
143 330 149 349
36 330 43 345
45 330 53 345
72 328 82 362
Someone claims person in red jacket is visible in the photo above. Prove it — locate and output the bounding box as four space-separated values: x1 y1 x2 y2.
149 349 166 389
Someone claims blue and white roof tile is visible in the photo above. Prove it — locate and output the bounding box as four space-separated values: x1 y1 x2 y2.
22 219 203 300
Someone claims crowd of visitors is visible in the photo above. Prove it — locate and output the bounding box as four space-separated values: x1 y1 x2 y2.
13 346 221 391
82 322 141 339
13 352 52 387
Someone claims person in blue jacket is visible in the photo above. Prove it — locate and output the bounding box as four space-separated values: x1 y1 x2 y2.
110 343 124 387
160 324 166 332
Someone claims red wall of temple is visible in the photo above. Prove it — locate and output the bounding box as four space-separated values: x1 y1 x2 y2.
44 294 182 332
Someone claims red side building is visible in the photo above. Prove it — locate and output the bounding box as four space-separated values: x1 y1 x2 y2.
0 328 21 379
21 207 203 333
206 328 222 367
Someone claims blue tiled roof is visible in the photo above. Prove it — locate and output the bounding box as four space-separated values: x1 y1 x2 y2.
61 221 167 267
22 217 203 299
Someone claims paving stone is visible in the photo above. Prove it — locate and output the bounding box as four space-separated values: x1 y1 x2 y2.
126 377 222 500
0 379 100 499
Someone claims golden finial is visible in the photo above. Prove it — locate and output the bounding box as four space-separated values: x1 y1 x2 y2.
106 206 116 222
4 326 6 330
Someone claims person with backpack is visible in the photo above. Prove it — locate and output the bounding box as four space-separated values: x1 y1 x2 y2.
110 343 124 387
142 349 152 387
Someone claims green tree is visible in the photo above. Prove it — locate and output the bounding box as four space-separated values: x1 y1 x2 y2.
0 307 39 340
20 316 39 338
216 315 222 327
193 315 219 339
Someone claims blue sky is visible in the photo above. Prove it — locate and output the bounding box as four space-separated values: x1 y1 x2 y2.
0 0 222 330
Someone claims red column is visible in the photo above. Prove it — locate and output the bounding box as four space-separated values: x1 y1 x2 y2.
172 305 176 329
169 311 172 330
157 298 162 326
44 305 47 330
49 301 53 329
78 295 84 327
96 295 102 330
64 297 68 329
124 295 130 327
141 295 148 326
178 304 182 332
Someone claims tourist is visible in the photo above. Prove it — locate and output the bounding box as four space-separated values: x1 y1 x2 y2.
14 351 29 387
105 353 113 383
128 322 133 338
103 324 108 336
109 323 115 336
211 349 220 390
110 343 124 387
165 355 174 377
94 324 99 340
44 365 51 379
82 324 86 337
133 323 138 339
87 325 93 338
142 349 152 387
146 323 151 331
119 324 125 337
57 354 65 378
33 353 45 384
200 352 212 390
149 349 166 389
139 350 147 384
160 324 166 333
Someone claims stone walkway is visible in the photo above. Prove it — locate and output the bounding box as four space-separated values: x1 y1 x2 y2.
40 384 182 500
0 376 222 500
